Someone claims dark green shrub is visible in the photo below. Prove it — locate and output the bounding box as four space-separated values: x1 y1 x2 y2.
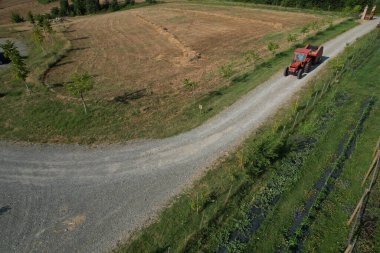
85 0 100 14
244 136 284 177
59 0 70 16
27 11 34 24
10 13 24 23
50 7 60 18
102 0 110 9
109 0 119 11
37 0 58 4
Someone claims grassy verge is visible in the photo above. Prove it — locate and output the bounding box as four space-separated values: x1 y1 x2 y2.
188 0 343 16
355 163 380 253
297 37 380 253
113 24 379 253
0 17 357 143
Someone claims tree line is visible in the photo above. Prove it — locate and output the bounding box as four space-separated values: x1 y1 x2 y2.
239 0 376 11
55 0 154 17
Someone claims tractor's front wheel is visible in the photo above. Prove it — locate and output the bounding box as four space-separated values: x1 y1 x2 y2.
284 67 289 77
305 62 312 73
297 69 304 79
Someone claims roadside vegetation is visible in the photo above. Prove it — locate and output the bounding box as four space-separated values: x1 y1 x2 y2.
0 15 358 143
114 29 380 253
215 0 375 11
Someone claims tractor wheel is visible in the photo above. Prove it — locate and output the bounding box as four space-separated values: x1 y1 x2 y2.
305 62 312 73
284 67 289 77
297 69 304 79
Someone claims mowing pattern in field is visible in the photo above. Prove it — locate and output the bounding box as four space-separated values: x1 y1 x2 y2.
0 0 58 25
44 3 320 99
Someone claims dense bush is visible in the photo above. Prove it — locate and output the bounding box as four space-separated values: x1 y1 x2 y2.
59 0 70 16
50 7 60 18
243 136 285 177
10 12 25 23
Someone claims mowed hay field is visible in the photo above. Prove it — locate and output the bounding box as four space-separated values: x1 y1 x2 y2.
45 2 321 100
0 1 341 143
0 0 58 25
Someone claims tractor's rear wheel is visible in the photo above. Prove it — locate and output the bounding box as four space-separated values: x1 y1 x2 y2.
297 69 304 79
284 67 289 77
305 62 312 73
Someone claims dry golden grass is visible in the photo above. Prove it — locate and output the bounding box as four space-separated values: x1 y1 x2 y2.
0 0 58 25
44 3 321 101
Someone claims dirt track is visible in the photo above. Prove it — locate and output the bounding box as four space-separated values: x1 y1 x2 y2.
0 19 378 253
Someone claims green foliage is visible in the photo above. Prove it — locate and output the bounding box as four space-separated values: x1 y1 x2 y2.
66 72 94 97
146 0 157 3
310 21 320 31
301 26 309 34
287 33 298 43
50 7 60 18
66 72 95 113
11 12 25 23
102 0 110 9
243 135 284 177
32 26 44 46
243 50 261 63
42 19 53 34
183 78 199 92
267 41 279 55
59 0 70 16
0 40 29 83
228 0 374 11
85 0 100 14
1 40 17 59
27 11 35 24
219 63 234 78
73 0 86 15
109 0 120 11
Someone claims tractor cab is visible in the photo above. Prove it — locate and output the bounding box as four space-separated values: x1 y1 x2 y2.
293 51 307 63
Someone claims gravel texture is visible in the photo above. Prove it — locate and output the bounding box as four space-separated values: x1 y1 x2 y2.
0 19 378 253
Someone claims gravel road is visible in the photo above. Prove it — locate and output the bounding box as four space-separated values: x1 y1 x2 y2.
0 19 378 253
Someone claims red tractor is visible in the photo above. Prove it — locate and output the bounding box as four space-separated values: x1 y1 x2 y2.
284 44 324 79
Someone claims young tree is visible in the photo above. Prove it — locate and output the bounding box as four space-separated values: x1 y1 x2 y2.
73 0 86 15
59 0 70 16
66 72 94 114
85 0 100 14
35 14 46 27
267 42 279 56
102 0 110 10
110 0 119 11
287 33 297 44
32 25 45 51
51 7 60 18
42 19 53 34
301 26 309 36
27 11 35 24
1 40 30 90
